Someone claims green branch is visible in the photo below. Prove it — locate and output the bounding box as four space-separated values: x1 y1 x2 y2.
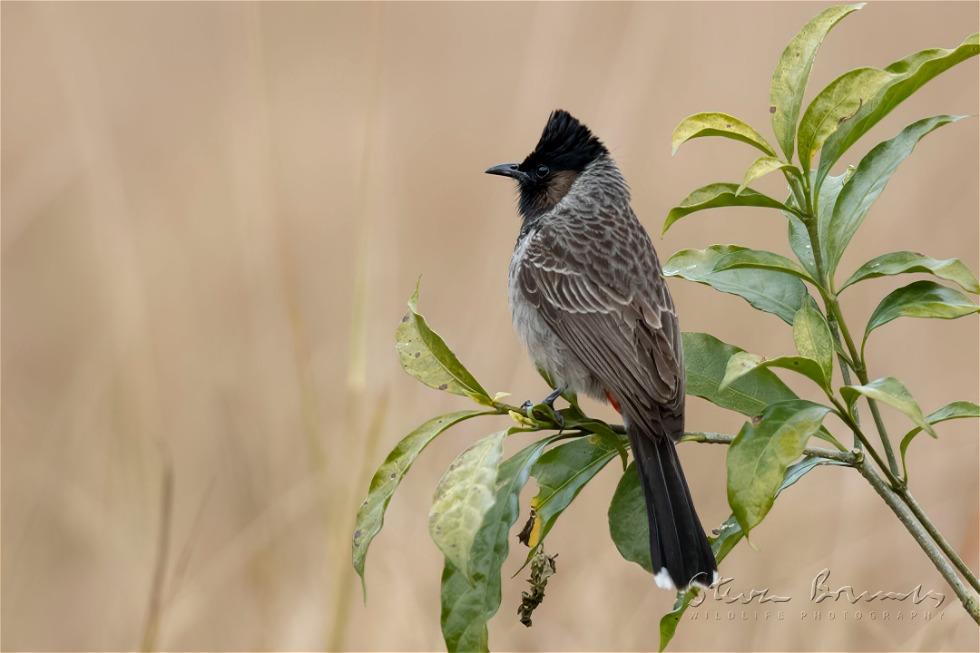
856 460 980 624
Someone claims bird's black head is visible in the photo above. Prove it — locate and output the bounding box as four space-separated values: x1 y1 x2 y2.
486 110 608 220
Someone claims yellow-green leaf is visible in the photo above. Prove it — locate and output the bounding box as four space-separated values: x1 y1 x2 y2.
817 33 979 190
720 351 829 393
841 377 936 438
396 284 491 403
793 298 834 385
671 112 775 156
353 410 490 593
737 156 801 196
663 184 789 234
769 3 865 159
797 67 895 172
727 400 832 535
429 430 507 580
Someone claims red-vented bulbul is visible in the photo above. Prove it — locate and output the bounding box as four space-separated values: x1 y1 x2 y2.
486 109 717 591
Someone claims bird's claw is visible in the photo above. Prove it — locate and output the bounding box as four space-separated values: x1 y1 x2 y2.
521 389 566 432
552 410 565 432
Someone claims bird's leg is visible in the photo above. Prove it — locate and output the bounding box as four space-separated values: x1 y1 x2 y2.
521 386 567 430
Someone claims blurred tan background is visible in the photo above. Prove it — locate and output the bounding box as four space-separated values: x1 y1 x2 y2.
2 2 978 651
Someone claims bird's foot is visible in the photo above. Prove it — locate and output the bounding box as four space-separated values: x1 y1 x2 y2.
522 387 566 431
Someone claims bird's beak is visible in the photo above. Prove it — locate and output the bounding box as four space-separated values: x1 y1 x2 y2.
485 163 529 182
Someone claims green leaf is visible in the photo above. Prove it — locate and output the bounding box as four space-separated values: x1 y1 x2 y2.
769 3 865 160
793 297 834 384
663 183 790 235
737 156 801 196
396 284 491 404
526 434 623 548
814 170 851 270
841 377 936 438
787 213 818 278
778 455 850 496
817 33 980 190
727 400 832 535
353 410 488 593
824 115 965 274
439 435 559 652
900 401 980 479
720 351 829 393
713 247 814 282
684 333 842 450
841 251 980 294
671 112 776 156
682 332 799 416
429 430 507 580
863 280 979 347
608 461 653 573
797 67 895 173
658 452 843 651
665 246 808 324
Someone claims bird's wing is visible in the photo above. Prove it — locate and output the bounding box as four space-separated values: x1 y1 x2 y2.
517 214 684 434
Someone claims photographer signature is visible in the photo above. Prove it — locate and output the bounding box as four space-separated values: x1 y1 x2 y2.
689 568 945 608
810 568 945 608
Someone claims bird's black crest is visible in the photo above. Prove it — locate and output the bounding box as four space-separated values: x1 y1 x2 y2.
521 110 608 173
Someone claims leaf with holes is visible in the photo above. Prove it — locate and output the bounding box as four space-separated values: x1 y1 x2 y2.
671 112 776 156
797 67 895 173
769 3 865 159
353 409 490 594
396 283 491 404
429 430 507 580
816 33 979 190
439 434 560 652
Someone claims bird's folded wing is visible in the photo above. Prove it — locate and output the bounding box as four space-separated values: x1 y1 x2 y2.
517 227 683 420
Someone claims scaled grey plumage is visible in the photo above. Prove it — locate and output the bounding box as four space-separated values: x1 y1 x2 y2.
491 110 717 591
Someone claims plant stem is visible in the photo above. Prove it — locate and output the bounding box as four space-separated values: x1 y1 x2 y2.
856 460 980 624
897 488 980 593
825 296 902 479
825 316 861 447
830 398 902 487
679 431 857 464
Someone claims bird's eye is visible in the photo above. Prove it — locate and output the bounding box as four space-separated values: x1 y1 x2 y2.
535 165 550 178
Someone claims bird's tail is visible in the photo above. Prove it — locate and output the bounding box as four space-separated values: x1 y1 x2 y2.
629 428 717 591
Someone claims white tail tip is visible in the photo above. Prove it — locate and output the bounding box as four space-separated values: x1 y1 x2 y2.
654 568 720 592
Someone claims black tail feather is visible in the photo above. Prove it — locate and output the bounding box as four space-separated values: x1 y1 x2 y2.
630 430 716 591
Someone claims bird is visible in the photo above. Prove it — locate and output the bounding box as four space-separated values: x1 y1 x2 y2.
485 109 717 592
